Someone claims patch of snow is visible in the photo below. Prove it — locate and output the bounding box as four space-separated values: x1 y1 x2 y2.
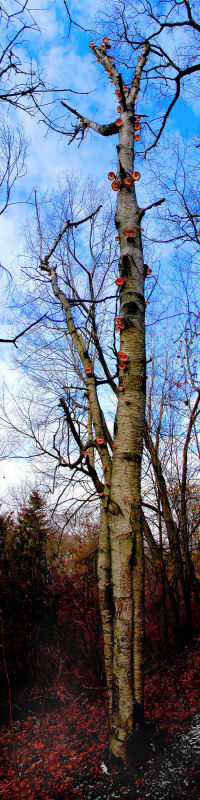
100 761 109 774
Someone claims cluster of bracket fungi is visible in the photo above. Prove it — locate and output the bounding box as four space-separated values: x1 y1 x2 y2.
82 37 153 488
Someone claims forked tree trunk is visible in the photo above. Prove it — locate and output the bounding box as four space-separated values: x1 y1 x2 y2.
97 55 148 762
50 40 149 767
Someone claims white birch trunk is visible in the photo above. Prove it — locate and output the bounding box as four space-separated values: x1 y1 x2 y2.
108 104 146 762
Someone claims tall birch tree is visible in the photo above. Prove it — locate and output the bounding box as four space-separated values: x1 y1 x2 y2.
36 37 154 765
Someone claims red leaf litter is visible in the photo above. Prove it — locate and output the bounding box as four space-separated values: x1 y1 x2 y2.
1 636 200 800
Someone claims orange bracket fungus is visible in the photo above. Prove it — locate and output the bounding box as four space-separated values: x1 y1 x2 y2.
115 317 125 331
115 118 123 127
145 300 150 306
118 386 125 392
103 37 110 45
118 352 129 362
82 450 90 456
108 171 116 180
115 277 125 286
115 235 119 241
131 171 140 181
136 115 141 121
134 122 140 131
85 366 93 375
123 227 135 237
111 179 121 192
123 177 133 188
112 444 117 449
125 398 130 404
96 438 105 445
135 134 141 141
147 268 152 275
89 41 95 48
117 105 121 112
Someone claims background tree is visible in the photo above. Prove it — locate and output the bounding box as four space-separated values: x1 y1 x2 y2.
0 1 43 114
0 491 50 686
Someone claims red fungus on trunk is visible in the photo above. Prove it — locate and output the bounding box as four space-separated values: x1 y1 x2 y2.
123 177 133 188
111 179 121 191
131 171 140 181
115 277 125 286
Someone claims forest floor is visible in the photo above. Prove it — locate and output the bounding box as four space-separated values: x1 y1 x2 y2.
0 635 200 800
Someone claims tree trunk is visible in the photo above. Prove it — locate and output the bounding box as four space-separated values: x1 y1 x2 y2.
97 507 113 717
105 90 146 764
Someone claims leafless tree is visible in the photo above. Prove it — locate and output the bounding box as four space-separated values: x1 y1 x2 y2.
0 1 44 114
1 0 200 766
0 121 27 215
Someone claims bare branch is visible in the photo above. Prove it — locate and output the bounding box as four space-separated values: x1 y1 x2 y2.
0 315 47 347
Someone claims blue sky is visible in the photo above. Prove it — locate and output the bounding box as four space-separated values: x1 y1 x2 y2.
0 0 199 505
